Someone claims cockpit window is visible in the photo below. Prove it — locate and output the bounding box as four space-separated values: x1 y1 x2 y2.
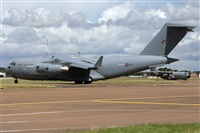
9 61 16 66
52 58 61 63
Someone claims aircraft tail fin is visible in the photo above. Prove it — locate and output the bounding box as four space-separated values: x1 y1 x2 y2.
140 23 195 56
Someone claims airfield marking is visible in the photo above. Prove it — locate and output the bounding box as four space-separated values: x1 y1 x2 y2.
0 99 91 106
93 100 200 106
0 121 28 124
1 109 199 117
0 95 199 107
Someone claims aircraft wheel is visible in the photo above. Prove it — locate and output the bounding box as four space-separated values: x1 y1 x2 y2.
14 79 18 84
84 77 93 84
75 81 83 84
84 81 92 84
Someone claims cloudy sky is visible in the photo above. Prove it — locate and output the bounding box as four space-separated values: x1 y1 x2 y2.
1 0 199 71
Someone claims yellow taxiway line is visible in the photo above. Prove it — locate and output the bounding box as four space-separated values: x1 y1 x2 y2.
0 95 199 107
93 100 200 106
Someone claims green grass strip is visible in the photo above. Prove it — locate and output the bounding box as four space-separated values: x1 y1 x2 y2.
68 123 200 133
1 77 199 89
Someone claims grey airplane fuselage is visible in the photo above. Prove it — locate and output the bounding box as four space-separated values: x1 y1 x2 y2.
5 23 195 84
6 55 167 82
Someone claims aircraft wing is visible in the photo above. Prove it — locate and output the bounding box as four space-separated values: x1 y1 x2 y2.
69 63 90 70
70 56 103 70
49 56 103 70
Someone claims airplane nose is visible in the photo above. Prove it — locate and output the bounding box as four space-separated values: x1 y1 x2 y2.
5 66 11 75
187 72 191 79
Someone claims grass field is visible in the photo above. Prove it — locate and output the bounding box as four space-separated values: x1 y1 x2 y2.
0 77 199 89
95 77 180 84
69 123 200 133
0 78 58 89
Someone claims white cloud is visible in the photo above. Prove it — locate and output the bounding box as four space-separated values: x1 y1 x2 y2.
173 3 199 21
3 7 99 28
145 9 167 19
166 59 199 71
5 27 40 43
60 44 79 55
166 2 200 26
163 3 175 15
2 1 200 71
179 32 200 47
3 7 63 28
124 36 144 54
98 2 131 23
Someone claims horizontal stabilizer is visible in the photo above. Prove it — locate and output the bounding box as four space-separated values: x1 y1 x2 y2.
167 57 179 64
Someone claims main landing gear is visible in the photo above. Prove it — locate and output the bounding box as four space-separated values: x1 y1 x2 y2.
75 81 92 84
75 77 93 84
14 79 18 84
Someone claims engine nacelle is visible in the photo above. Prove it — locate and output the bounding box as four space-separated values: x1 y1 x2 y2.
36 64 69 74
36 65 47 73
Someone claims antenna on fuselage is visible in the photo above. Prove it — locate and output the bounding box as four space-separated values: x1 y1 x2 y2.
78 51 80 57
46 39 48 58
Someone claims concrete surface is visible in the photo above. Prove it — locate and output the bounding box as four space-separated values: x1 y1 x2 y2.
0 80 199 132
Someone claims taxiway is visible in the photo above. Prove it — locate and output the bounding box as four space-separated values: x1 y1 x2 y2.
0 80 199 133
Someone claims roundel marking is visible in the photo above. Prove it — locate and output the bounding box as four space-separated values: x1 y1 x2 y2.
125 63 129 67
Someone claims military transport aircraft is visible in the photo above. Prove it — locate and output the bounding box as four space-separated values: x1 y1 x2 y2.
5 23 195 84
150 68 191 80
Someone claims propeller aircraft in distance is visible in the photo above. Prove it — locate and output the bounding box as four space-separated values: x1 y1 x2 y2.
150 68 191 80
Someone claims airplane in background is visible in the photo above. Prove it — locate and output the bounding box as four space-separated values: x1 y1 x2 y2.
5 23 195 84
150 68 191 80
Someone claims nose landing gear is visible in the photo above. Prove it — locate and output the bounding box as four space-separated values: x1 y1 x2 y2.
14 79 18 84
